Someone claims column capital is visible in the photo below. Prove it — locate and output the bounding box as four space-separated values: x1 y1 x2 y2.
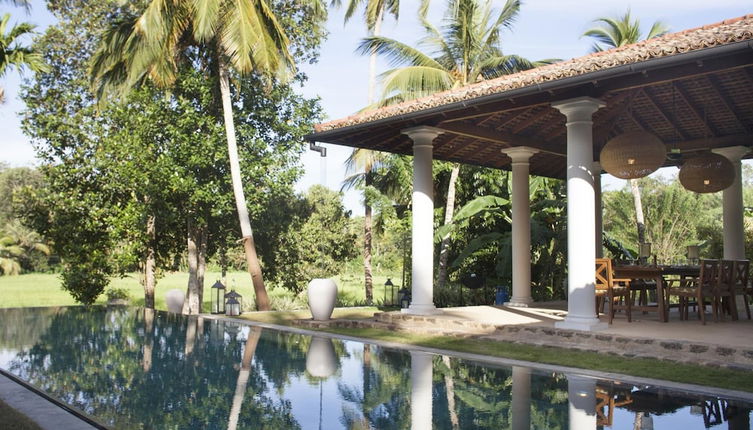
592 161 602 176
502 146 538 164
551 97 605 121
402 126 444 147
713 145 750 162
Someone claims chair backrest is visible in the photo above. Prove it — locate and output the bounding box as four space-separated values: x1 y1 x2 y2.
718 260 736 295
595 258 613 292
732 260 750 292
699 259 719 292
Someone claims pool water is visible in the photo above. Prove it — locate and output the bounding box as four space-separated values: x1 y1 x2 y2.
0 307 750 429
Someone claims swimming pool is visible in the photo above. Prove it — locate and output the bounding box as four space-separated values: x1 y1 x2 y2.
0 306 750 429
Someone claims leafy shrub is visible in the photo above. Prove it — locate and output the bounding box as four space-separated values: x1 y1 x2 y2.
105 287 130 301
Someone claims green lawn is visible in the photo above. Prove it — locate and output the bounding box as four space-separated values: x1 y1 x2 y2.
0 271 401 311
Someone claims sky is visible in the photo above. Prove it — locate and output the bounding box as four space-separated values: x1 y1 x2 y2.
1 0 750 214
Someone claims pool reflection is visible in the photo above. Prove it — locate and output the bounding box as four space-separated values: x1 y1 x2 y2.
0 307 750 429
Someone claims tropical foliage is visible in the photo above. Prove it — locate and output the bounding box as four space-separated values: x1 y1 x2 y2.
0 12 47 102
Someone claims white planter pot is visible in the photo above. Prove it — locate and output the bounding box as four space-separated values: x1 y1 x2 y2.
308 278 337 321
305 336 338 378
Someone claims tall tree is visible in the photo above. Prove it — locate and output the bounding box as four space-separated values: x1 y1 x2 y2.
332 0 400 305
0 13 47 103
90 0 326 312
358 0 552 289
583 10 669 246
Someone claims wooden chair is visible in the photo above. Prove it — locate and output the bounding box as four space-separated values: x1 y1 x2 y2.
666 259 717 324
732 260 751 320
595 258 632 324
715 260 739 321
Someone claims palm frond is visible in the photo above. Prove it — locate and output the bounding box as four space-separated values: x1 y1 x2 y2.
357 36 445 69
646 21 670 39
378 65 454 105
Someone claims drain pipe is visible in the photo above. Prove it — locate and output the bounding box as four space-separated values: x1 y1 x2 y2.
309 142 327 157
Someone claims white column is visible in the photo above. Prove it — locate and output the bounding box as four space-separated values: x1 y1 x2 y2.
402 126 444 315
511 366 532 430
552 97 607 331
567 375 597 430
593 162 604 258
713 146 749 260
503 147 538 307
410 351 434 430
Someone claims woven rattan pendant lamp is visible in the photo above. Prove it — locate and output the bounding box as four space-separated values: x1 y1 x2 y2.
679 152 734 193
600 131 666 179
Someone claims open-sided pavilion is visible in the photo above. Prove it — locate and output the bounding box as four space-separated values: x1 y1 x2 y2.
306 15 753 331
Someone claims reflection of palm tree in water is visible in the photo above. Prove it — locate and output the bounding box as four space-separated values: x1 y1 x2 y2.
227 327 263 430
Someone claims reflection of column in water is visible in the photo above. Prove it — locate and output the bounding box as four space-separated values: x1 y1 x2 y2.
411 351 433 430
567 374 597 430
511 366 532 430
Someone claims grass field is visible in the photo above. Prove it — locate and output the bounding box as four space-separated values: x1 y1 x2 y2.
0 271 402 312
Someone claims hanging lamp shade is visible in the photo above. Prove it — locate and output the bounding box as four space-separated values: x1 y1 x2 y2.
600 131 666 179
679 152 734 193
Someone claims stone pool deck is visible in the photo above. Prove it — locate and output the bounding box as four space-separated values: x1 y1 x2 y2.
293 303 753 370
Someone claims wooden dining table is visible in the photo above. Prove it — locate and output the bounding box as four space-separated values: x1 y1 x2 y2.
612 264 701 323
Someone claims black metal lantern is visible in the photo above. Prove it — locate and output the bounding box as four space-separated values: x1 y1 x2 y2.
398 287 411 309
384 278 394 305
211 280 226 314
224 290 242 316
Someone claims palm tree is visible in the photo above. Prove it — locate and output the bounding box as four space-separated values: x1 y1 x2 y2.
583 11 669 246
332 0 400 305
358 0 552 288
91 1 325 312
0 13 48 103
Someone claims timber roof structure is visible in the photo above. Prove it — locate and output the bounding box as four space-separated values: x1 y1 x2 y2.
307 14 753 179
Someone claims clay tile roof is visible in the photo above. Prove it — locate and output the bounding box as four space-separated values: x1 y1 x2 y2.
314 14 753 133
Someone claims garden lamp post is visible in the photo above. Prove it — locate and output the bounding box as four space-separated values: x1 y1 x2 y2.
384 278 394 305
398 287 411 309
225 290 243 316
211 280 226 314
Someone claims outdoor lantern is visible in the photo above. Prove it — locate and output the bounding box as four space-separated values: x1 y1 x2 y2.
679 152 734 193
224 290 243 316
687 245 700 264
600 131 666 179
384 278 395 305
211 280 226 314
639 243 652 259
398 287 411 309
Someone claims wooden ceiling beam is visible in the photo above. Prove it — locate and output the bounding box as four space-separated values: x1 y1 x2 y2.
437 122 566 157
706 75 753 135
510 106 550 134
675 82 719 137
641 87 689 140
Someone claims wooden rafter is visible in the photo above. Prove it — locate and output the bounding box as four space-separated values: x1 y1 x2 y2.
706 74 752 134
675 82 719 137
641 87 689 140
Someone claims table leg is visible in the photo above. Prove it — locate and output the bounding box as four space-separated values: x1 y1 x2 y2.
657 275 666 322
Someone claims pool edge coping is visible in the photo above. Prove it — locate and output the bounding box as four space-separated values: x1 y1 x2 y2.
202 313 753 403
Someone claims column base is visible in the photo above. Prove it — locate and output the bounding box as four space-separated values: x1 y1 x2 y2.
555 315 607 332
402 303 440 315
504 297 533 307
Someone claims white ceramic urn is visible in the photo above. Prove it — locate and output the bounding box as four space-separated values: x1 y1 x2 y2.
307 278 337 321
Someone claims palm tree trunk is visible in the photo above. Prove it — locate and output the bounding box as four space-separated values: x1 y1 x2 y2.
142 308 155 372
364 173 374 305
227 327 263 430
197 226 207 311
630 179 646 244
219 64 270 311
442 355 460 430
183 217 201 315
437 164 460 289
143 214 156 309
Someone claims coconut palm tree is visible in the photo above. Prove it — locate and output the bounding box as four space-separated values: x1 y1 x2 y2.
0 13 48 103
332 0 401 305
583 10 669 246
91 1 325 312
358 0 553 288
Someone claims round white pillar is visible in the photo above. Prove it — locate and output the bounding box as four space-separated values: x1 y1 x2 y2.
402 126 444 315
567 374 597 430
593 162 604 258
713 146 749 260
503 147 538 307
552 97 607 331
511 366 532 430
410 351 434 430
